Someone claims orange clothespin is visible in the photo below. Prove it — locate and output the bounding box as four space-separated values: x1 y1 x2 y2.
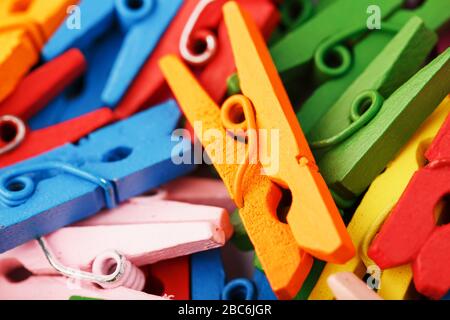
160 1 354 299
0 0 77 102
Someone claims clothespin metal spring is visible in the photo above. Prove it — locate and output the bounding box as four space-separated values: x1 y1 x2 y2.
38 237 146 291
0 115 26 156
310 90 384 150
220 94 258 209
0 162 117 208
180 0 219 66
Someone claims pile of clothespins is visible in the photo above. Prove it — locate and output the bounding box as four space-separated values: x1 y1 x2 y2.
0 0 449 301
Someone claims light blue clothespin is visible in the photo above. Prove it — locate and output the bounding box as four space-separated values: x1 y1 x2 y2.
42 0 183 107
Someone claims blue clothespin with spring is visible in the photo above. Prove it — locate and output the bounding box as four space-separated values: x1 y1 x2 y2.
42 0 183 108
191 249 277 300
0 100 195 253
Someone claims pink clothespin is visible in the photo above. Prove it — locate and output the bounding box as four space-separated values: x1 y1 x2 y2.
0 197 233 299
0 258 165 300
158 177 236 213
327 272 383 300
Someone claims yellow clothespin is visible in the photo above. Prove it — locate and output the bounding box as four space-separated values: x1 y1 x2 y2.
160 1 354 299
309 95 450 300
0 0 77 102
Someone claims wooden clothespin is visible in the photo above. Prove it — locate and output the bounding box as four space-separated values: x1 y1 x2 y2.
327 272 382 300
0 195 232 299
0 100 195 253
310 96 450 300
368 94 450 299
0 49 113 167
0 0 77 102
298 0 450 134
42 0 183 108
160 1 354 299
303 17 442 207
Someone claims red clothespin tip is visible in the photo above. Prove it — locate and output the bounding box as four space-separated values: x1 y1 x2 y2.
0 48 114 167
0 49 86 120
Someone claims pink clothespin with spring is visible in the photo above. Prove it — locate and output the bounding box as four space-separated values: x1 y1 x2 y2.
158 177 236 213
0 197 233 300
327 272 383 300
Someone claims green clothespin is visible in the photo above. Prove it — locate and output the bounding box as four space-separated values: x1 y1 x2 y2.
308 17 437 150
317 47 450 204
270 0 403 85
299 0 450 132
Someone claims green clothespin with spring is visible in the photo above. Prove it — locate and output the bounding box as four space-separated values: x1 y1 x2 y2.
270 0 403 87
299 0 450 133
315 40 450 207
303 17 439 207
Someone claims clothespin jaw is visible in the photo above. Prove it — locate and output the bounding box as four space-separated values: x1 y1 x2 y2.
327 272 382 300
0 100 195 253
160 1 356 299
0 0 78 102
368 94 450 299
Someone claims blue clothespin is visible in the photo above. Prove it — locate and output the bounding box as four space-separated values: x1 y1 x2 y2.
191 249 277 300
30 33 121 129
0 100 195 253
42 0 183 108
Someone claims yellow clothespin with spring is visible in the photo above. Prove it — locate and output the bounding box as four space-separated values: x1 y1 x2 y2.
160 0 354 299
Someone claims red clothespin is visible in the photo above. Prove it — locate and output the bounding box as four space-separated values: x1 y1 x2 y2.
0 49 113 168
0 195 232 300
143 256 190 300
114 0 279 119
369 96 450 299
